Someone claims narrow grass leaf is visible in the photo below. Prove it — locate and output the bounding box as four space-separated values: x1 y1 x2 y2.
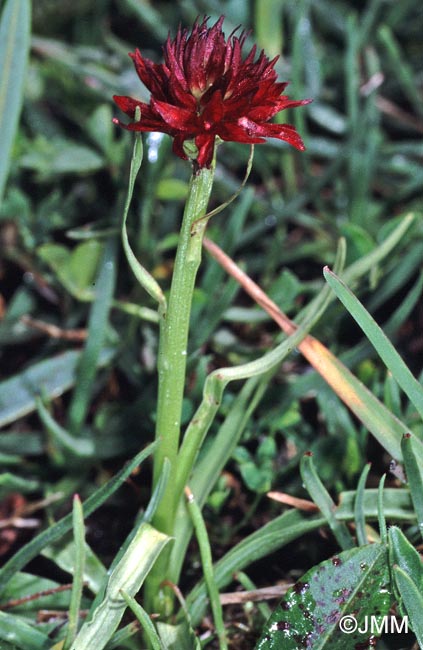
354 463 372 546
187 509 326 626
336 488 414 523
235 571 272 622
185 486 228 650
0 442 157 595
105 622 141 650
300 453 355 550
324 267 423 421
67 239 117 435
377 475 388 544
63 496 86 650
156 622 202 650
120 590 164 650
401 433 423 540
142 457 171 524
0 0 31 204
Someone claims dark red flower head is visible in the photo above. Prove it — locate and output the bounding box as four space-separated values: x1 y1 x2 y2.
113 16 311 168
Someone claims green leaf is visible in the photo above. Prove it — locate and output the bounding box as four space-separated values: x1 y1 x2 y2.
67 239 117 435
0 473 38 499
255 544 391 650
186 509 326 626
63 495 86 650
0 348 114 429
388 526 423 594
0 0 31 204
1 572 72 611
120 590 164 650
0 611 49 650
70 523 170 650
156 622 201 650
37 240 104 299
392 566 423 647
42 537 106 596
300 453 355 550
401 433 423 539
324 267 423 422
155 178 189 201
185 487 228 650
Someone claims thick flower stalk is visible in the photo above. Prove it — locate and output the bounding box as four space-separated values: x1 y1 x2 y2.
113 15 311 170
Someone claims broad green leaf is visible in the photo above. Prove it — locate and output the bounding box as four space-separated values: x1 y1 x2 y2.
255 544 391 650
0 0 31 204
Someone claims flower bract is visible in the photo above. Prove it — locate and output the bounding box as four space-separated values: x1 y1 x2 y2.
113 16 311 168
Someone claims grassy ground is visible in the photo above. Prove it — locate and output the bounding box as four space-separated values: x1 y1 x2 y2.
0 1 422 648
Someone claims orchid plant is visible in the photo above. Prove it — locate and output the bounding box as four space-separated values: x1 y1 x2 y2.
0 7 422 650
111 16 311 615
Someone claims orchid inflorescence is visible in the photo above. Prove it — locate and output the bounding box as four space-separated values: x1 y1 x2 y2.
113 16 311 169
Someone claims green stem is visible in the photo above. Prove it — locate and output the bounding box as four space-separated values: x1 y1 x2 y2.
145 164 215 611
153 165 215 495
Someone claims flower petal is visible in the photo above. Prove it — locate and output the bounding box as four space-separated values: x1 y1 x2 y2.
151 98 196 132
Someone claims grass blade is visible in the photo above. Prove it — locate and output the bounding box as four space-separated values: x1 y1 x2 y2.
401 433 423 540
185 486 228 650
120 590 164 650
186 509 326 626
0 0 31 204
354 463 372 546
63 495 86 650
300 452 355 550
67 239 117 435
324 267 423 420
